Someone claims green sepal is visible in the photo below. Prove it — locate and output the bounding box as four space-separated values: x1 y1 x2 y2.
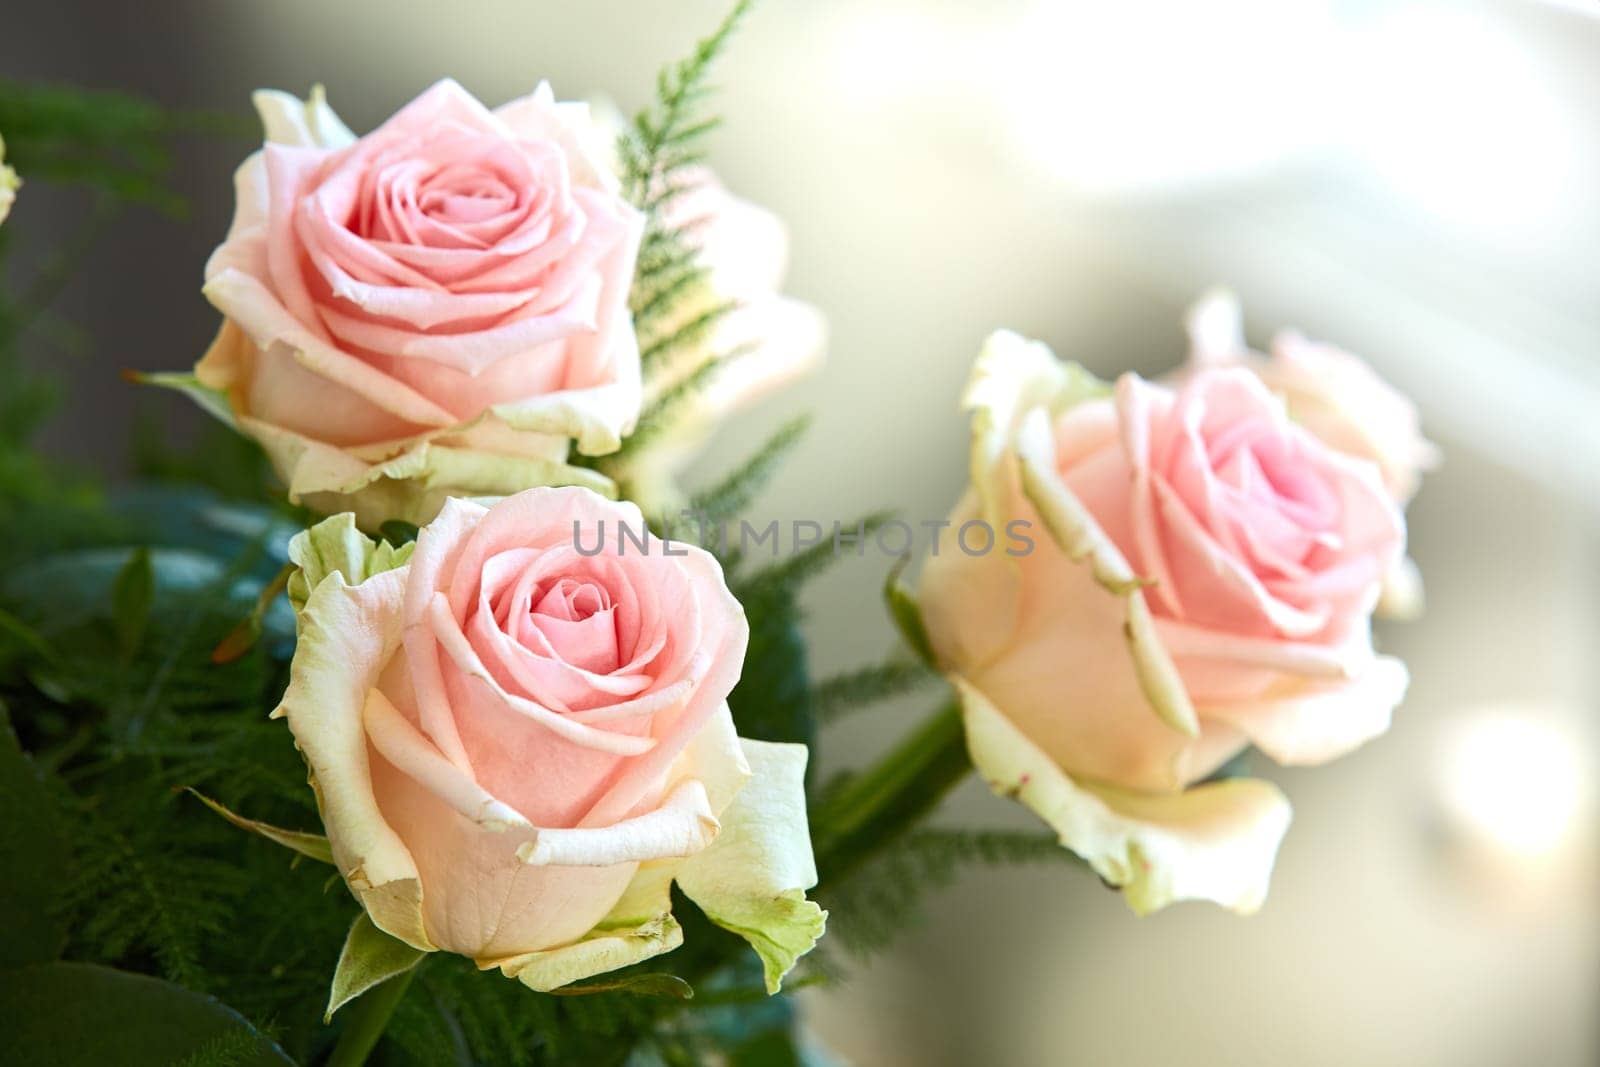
325 911 427 1021
128 370 237 428
883 554 935 667
183 787 334 865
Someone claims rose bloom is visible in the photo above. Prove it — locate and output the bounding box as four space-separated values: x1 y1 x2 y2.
278 486 823 991
189 81 643 529
1181 290 1439 616
919 332 1410 913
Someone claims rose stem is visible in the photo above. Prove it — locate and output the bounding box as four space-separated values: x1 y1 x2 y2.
324 966 417 1067
809 696 970 894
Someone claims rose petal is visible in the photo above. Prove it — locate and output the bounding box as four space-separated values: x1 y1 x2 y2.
954 676 1292 916
516 778 719 867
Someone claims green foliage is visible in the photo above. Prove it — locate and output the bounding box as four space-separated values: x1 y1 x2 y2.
811 657 936 725
132 411 288 508
821 829 1080 958
690 414 810 524
883 554 936 666
172 1028 290 1067
0 705 68 968
0 81 228 560
623 338 752 455
732 511 895 601
727 577 814 752
110 545 154 658
382 951 705 1067
0 78 245 215
0 962 293 1067
0 5 826 1066
600 0 756 473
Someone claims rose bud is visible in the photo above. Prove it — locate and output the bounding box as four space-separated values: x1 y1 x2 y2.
277 486 823 992
919 331 1410 914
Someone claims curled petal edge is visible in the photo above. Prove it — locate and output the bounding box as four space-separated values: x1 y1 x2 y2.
271 566 435 951
952 676 1291 916
1014 423 1200 739
674 739 825 993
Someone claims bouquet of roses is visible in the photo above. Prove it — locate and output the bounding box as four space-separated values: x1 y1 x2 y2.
0 4 1434 1063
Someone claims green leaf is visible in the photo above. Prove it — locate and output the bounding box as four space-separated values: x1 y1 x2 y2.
548 973 694 1000
378 519 420 547
0 604 52 661
111 544 153 657
883 555 935 667
0 704 68 967
182 787 334 865
0 962 293 1066
326 912 427 1021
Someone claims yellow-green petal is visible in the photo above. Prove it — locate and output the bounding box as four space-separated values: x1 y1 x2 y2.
675 740 825 993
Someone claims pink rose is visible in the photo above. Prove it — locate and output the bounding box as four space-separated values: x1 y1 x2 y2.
278 487 823 991
1183 290 1439 615
190 82 644 528
919 332 1410 913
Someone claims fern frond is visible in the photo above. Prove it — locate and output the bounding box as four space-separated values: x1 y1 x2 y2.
812 658 937 724
638 299 740 374
620 0 756 405
689 414 809 522
733 511 896 603
608 339 754 466
822 828 1078 957
618 0 753 210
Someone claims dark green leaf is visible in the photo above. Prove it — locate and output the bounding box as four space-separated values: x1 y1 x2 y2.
0 962 293 1066
111 545 153 657
0 704 68 967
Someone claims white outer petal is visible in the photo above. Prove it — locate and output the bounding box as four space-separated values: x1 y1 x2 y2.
675 739 825 993
516 778 719 867
955 676 1292 915
488 914 683 993
1202 655 1409 767
273 565 435 950
253 86 357 148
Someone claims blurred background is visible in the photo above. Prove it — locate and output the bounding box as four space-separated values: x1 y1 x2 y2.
4 0 1597 1063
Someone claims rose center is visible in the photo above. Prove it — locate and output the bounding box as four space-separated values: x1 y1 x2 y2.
417 166 519 225
525 577 620 675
